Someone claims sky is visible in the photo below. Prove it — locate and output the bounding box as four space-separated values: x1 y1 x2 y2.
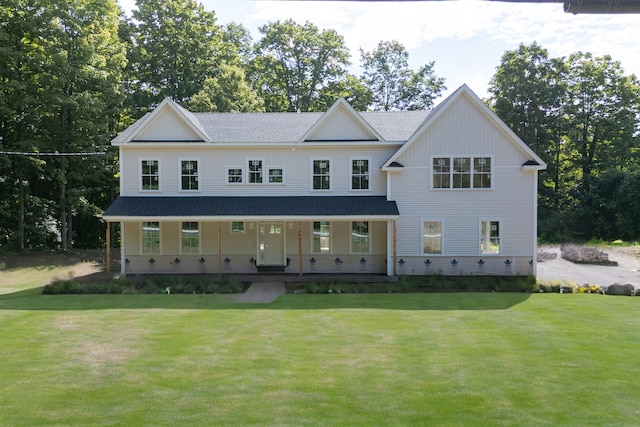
118 0 640 101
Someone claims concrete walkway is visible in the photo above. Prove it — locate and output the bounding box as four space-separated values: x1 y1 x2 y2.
236 281 286 303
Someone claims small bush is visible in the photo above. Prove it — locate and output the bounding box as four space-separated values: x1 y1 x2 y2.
43 279 83 295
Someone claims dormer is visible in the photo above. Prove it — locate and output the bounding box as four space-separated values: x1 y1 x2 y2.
300 98 383 142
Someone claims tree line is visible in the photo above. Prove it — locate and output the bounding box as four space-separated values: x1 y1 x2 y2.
489 42 640 242
1 1 638 253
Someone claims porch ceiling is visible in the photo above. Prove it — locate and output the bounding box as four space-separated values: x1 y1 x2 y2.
103 196 399 221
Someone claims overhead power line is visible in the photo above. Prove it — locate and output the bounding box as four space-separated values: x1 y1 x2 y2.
0 150 107 157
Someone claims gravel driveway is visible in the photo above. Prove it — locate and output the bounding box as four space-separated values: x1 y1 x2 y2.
537 246 640 288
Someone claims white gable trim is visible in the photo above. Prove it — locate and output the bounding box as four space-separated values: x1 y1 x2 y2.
299 98 384 143
112 98 210 144
382 84 547 169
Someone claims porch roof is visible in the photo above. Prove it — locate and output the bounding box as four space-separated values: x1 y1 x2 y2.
103 196 399 221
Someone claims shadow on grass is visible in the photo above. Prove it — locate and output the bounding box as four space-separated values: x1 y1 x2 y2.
0 287 532 311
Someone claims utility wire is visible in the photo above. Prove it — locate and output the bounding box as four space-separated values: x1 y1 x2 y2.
0 150 107 156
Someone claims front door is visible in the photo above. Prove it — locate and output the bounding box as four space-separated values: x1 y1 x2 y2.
257 223 286 266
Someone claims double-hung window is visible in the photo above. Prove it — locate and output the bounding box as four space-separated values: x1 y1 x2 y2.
248 160 263 184
312 159 331 190
351 159 369 190
312 221 331 254
181 222 199 254
227 167 243 183
432 156 492 189
180 160 199 191
231 221 245 234
480 220 500 255
351 221 370 253
141 160 159 191
423 221 442 255
268 168 284 183
142 222 160 254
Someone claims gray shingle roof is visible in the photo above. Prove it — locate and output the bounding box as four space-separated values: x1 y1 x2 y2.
190 111 429 143
103 196 399 219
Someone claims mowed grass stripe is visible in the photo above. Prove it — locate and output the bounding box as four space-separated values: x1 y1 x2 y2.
0 292 638 426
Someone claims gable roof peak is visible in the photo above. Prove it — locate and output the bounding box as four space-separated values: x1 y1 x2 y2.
299 97 384 142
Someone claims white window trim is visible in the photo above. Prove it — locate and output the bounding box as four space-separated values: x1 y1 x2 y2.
310 220 332 254
231 221 245 234
247 158 265 184
479 218 502 256
139 158 161 192
349 156 372 192
141 221 161 255
421 218 444 256
430 155 494 191
310 157 333 192
225 166 244 185
178 158 201 193
267 166 286 185
349 220 371 254
179 221 201 255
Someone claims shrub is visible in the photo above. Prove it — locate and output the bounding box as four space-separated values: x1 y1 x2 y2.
43 279 83 295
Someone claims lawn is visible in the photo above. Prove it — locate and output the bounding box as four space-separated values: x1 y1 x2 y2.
1 274 639 425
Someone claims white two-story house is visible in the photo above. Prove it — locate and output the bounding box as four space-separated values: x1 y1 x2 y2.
103 84 546 277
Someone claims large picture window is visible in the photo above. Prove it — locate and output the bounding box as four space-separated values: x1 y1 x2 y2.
312 221 331 253
351 221 369 253
180 160 199 191
351 159 369 190
181 222 199 254
142 221 160 254
480 220 500 255
423 221 442 255
432 156 491 189
141 160 159 191
312 159 331 190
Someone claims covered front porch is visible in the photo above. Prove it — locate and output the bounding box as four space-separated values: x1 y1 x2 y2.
103 196 400 277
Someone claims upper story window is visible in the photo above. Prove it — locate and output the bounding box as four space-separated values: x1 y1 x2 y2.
248 160 263 184
268 168 284 184
351 158 370 191
227 167 243 184
432 156 492 189
312 159 331 190
180 160 199 191
141 160 159 191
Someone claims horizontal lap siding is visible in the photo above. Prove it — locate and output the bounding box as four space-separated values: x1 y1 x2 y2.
120 146 396 197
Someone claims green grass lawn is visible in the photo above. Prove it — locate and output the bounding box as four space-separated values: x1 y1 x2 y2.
1 279 639 425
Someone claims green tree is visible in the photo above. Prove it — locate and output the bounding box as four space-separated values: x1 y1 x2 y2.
360 40 445 111
251 19 351 112
129 0 222 107
189 63 264 112
38 0 126 250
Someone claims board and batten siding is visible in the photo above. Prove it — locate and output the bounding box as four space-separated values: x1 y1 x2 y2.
119 145 398 197
388 93 536 258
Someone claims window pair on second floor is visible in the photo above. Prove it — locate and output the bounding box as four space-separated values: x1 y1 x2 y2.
141 159 198 191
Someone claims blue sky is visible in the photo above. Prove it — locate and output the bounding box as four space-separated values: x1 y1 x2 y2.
119 0 640 101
